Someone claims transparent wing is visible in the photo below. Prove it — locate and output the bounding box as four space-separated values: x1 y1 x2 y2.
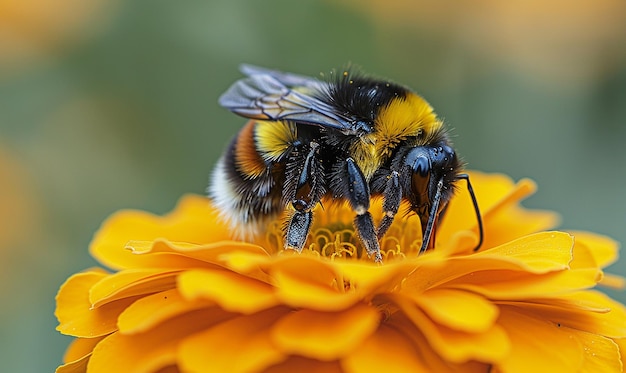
219 66 354 131
239 64 327 91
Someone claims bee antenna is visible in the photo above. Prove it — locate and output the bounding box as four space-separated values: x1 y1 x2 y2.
456 173 484 251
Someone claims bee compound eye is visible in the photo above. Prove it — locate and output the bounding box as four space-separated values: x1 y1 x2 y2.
442 145 455 158
429 144 456 168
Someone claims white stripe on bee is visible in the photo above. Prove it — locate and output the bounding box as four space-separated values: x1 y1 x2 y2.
209 158 256 238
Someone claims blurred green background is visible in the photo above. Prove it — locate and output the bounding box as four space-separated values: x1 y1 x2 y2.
1 0 625 371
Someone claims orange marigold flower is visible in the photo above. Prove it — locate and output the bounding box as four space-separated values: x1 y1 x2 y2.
55 172 626 372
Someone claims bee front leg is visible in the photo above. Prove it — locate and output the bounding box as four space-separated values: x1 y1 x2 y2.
339 158 382 263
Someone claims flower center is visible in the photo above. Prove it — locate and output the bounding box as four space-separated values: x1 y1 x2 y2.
261 201 426 261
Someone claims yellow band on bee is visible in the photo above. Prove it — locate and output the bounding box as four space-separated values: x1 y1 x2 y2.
255 120 297 162
376 93 443 148
351 93 444 179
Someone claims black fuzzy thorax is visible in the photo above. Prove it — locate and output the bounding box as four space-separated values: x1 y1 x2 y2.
317 69 410 131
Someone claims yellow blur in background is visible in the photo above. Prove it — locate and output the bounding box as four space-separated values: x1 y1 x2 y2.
1 1 625 371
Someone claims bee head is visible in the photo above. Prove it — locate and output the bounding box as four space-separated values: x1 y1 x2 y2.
402 143 459 212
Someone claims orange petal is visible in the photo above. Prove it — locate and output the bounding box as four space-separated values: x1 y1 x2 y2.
57 336 107 372
478 177 559 246
445 267 601 300
570 230 620 268
268 255 341 288
127 239 269 266
439 174 559 251
387 293 510 363
411 288 499 333
576 333 623 373
121 240 221 269
117 289 215 334
89 195 233 270
569 232 621 274
612 338 626 372
56 271 139 337
217 250 274 278
496 306 580 371
178 307 290 373
341 324 430 373
496 306 622 372
266 256 378 311
386 315 494 373
264 356 343 373
55 355 89 373
89 268 180 308
478 205 560 252
334 260 432 296
271 303 380 360
178 269 278 314
472 231 573 273
63 336 106 363
440 172 521 232
96 238 268 272
498 290 626 339
273 268 360 311
518 290 612 313
570 237 602 270
437 172 522 250
88 308 233 373
599 273 626 290
403 232 576 293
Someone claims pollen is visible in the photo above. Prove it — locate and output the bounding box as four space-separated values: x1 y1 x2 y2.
261 199 424 261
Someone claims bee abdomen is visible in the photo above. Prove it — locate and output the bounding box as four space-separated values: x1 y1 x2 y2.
234 120 268 178
208 121 284 238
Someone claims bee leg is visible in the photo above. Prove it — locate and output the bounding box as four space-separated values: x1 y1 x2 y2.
344 158 382 263
284 142 324 252
285 208 313 251
377 170 402 240
354 213 381 262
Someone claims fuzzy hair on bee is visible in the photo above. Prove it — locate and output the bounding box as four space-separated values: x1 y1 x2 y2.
209 64 483 262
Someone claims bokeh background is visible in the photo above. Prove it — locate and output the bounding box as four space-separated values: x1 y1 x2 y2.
1 0 625 371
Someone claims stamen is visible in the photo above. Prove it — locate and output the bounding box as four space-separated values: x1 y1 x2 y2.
263 200 429 261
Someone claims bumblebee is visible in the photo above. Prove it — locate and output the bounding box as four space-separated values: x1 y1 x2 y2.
210 64 483 262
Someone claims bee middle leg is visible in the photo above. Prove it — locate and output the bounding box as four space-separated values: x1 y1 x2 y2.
284 142 325 252
336 158 382 262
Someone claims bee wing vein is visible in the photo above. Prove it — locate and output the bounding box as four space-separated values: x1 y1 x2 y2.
219 71 354 132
